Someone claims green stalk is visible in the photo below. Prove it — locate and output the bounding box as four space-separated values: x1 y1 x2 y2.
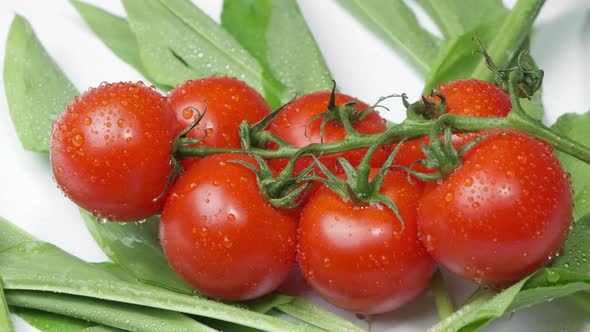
472 0 545 81
0 282 14 332
432 270 454 320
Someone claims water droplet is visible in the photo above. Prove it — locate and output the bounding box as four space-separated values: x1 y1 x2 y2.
83 117 92 125
199 227 208 236
546 269 560 283
206 128 214 137
464 178 473 187
444 192 454 202
227 213 236 222
323 257 331 268
182 108 194 119
72 134 84 147
117 119 126 128
97 217 110 224
223 236 232 248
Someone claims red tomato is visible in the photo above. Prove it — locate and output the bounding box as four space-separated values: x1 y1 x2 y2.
298 169 436 314
417 132 572 286
169 77 272 168
160 154 298 301
267 91 388 174
50 82 178 222
394 79 512 174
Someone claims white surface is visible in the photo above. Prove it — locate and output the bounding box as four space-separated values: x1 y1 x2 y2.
0 0 589 331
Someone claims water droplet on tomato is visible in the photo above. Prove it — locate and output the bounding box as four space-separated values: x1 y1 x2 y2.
199 227 208 236
97 217 109 224
227 213 236 222
182 108 193 119
323 257 331 268
464 177 473 187
223 236 232 248
83 117 92 125
444 192 454 202
121 100 128 106
72 134 84 147
206 128 214 137
117 119 126 128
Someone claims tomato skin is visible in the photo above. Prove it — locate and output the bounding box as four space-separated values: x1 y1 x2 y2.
169 77 272 168
298 169 436 314
160 154 298 301
417 132 572 286
267 91 388 174
432 78 512 117
50 82 178 222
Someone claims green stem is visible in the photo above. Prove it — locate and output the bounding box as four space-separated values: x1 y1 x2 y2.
0 282 14 332
432 270 454 320
179 112 590 167
472 0 545 81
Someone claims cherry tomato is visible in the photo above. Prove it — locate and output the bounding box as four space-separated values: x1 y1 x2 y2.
50 82 178 222
160 154 297 301
169 77 272 168
298 169 436 314
417 132 572 286
267 91 388 174
394 79 512 174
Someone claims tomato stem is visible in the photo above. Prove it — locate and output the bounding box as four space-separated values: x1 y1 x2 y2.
432 269 454 320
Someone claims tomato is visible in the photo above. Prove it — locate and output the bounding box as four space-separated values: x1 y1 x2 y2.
267 91 388 174
417 131 572 286
394 79 512 174
50 82 178 222
298 169 436 314
169 77 272 168
160 154 298 301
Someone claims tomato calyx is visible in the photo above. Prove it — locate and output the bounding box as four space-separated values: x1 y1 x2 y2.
474 37 543 100
312 142 406 228
404 91 447 120
230 154 314 209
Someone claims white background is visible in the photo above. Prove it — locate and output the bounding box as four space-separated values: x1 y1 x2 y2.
0 0 589 331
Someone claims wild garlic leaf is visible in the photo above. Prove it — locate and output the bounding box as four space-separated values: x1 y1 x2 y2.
429 268 590 332
81 211 193 295
0 284 14 332
336 0 442 76
422 25 497 92
551 112 590 220
0 218 321 332
7 290 213 332
13 307 100 332
416 0 507 40
3 16 78 153
221 0 332 101
69 0 171 91
122 0 288 104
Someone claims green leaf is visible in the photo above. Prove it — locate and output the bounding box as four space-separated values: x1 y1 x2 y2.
7 290 214 332
69 0 171 91
80 211 193 294
551 216 590 273
0 283 14 332
416 0 507 39
277 298 367 332
13 308 101 332
422 25 497 92
122 0 287 105
336 0 442 75
3 15 79 152
221 0 332 98
551 112 590 220
0 218 322 332
429 268 590 332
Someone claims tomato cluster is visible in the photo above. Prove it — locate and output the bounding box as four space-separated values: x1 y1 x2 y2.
50 77 572 314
